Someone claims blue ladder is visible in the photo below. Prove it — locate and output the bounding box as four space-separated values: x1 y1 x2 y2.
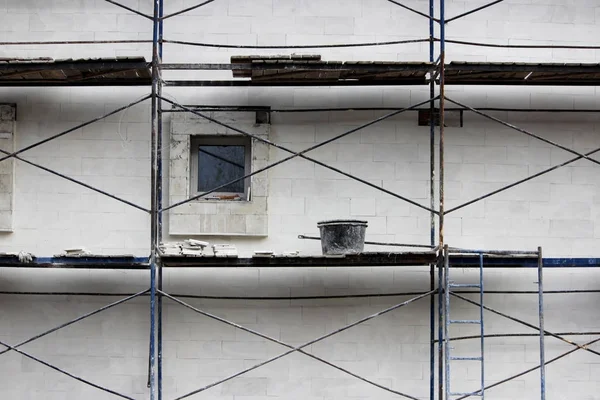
444 253 485 399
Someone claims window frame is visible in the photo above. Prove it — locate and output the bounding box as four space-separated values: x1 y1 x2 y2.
189 135 252 200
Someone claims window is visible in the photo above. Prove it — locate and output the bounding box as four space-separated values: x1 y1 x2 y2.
169 110 270 236
190 136 251 200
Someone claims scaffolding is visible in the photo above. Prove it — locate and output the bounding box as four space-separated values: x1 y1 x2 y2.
1 0 600 399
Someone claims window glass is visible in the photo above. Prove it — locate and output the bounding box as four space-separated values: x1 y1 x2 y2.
198 145 245 193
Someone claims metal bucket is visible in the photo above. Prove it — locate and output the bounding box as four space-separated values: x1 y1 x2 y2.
317 219 368 255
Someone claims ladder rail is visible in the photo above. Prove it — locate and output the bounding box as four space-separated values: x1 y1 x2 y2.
444 251 485 399
444 246 451 400
479 253 485 400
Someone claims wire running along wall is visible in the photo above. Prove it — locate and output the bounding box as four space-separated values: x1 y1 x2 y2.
1 0 600 399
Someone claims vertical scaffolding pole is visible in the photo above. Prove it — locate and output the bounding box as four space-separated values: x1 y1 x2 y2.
438 0 446 398
479 253 485 399
538 247 546 400
428 0 437 399
439 245 447 399
148 0 161 398
438 0 445 247
443 246 450 400
156 0 164 398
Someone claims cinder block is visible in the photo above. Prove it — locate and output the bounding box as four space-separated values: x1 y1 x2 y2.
221 341 268 359
550 219 594 238
350 162 395 180
386 216 418 235
305 197 350 217
373 144 419 162
269 197 305 216
350 198 376 216
291 179 337 198
337 143 373 162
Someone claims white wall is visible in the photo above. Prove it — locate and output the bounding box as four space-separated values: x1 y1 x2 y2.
1 1 600 399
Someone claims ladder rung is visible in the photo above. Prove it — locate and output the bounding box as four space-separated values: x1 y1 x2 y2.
449 283 481 288
449 319 482 324
449 356 483 361
450 391 483 397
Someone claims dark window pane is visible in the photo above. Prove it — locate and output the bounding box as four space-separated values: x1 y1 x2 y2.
198 145 245 193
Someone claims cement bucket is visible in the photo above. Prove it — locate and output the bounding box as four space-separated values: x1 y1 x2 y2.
317 219 368 255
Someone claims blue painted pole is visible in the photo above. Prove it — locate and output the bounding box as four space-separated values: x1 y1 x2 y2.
438 246 445 400
439 0 446 397
149 0 160 397
428 0 436 398
157 0 164 398
480 253 485 399
149 258 157 399
538 247 546 400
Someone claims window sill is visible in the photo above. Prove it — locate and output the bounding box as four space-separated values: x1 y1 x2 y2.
197 199 251 203
170 231 268 238
194 195 249 202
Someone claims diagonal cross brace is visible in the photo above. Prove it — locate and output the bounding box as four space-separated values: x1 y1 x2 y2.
1 150 150 213
104 0 153 19
0 289 149 357
445 0 506 23
0 338 136 399
445 97 600 168
451 293 600 358
456 336 600 400
446 146 600 214
161 289 435 400
0 95 151 165
161 0 216 20
162 291 427 400
387 0 439 22
160 96 439 214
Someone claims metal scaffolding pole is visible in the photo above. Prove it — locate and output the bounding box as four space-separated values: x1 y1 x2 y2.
538 247 546 400
439 0 446 397
157 0 164 395
428 0 437 398
3 0 600 399
439 245 447 399
147 0 162 397
428 0 437 280
438 0 446 248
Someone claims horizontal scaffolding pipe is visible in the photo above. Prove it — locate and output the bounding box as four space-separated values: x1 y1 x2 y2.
0 61 151 72
1 289 599 299
163 38 430 49
163 80 427 87
163 106 600 114
298 235 436 249
0 40 153 46
160 62 433 71
435 331 600 343
437 38 600 50
448 247 538 255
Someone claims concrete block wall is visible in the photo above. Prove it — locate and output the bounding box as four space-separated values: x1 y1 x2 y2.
1 1 600 399
0 104 16 231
